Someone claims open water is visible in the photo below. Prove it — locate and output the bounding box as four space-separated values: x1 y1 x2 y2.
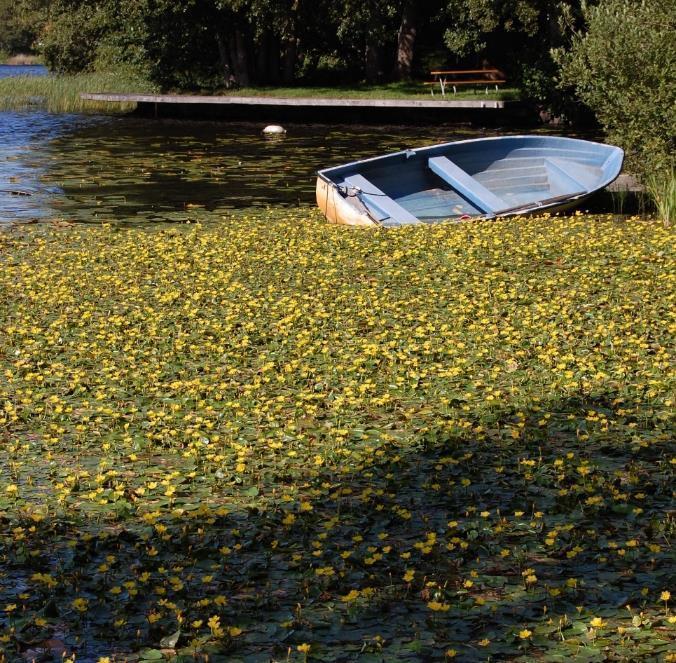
0 65 488 224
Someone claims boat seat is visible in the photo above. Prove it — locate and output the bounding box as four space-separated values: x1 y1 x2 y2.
343 174 421 225
428 156 507 215
545 157 591 192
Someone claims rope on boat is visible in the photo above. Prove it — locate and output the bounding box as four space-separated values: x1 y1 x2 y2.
340 185 390 198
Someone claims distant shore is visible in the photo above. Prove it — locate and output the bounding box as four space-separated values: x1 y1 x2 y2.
2 54 42 65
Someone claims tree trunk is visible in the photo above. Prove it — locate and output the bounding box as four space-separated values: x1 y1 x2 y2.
365 43 381 83
233 29 250 87
255 32 270 84
216 33 233 87
268 34 281 85
282 37 297 84
395 2 416 80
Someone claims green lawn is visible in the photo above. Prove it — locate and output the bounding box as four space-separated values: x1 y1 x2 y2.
0 74 517 113
217 82 519 101
0 210 673 661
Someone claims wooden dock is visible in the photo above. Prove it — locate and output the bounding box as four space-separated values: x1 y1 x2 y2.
80 93 523 125
81 93 507 109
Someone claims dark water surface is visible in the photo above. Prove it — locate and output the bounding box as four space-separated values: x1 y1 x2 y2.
3 65 607 225
0 65 493 224
0 113 483 224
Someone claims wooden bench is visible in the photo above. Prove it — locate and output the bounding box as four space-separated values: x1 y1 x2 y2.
424 69 505 96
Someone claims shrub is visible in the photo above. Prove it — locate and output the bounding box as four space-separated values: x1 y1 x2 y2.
556 0 675 178
39 0 149 76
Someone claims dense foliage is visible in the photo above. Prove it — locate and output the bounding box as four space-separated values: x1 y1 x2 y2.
441 0 582 109
557 0 676 177
0 211 674 661
2 0 582 97
0 0 47 58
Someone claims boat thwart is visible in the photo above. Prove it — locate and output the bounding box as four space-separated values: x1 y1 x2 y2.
316 135 623 227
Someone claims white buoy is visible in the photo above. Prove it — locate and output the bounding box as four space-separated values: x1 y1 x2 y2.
262 124 286 136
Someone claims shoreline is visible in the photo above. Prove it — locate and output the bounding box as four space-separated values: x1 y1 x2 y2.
83 91 520 125
2 54 42 66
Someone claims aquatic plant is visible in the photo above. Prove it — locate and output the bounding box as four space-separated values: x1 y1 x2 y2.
646 167 675 226
0 69 156 113
0 211 673 661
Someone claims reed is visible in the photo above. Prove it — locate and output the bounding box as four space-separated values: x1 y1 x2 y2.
0 70 156 113
645 167 676 226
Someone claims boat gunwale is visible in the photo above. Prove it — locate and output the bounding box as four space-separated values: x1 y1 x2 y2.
316 135 624 225
318 135 622 186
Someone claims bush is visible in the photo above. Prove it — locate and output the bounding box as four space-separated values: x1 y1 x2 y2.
0 0 42 57
39 2 103 73
39 0 149 76
556 0 675 177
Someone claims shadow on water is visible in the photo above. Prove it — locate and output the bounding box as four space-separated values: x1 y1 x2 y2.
1 64 643 227
1 391 672 661
1 114 486 224
2 109 639 227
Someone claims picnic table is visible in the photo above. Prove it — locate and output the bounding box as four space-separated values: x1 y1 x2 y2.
425 69 505 96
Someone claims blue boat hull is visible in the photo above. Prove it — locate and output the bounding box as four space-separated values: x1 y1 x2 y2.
316 135 624 227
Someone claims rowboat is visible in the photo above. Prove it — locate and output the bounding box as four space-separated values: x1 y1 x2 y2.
316 135 623 227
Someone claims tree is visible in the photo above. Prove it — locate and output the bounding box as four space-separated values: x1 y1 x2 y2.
0 0 49 56
557 0 675 175
36 0 149 75
329 1 399 83
441 0 583 112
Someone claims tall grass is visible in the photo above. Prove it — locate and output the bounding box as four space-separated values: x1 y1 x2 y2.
0 70 157 113
645 167 675 225
0 74 517 113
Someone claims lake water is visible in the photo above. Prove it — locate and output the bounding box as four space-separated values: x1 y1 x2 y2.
0 64 48 78
1 66 491 224
2 66 621 225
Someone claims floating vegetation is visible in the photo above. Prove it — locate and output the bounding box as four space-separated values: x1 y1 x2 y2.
0 211 674 661
0 115 476 225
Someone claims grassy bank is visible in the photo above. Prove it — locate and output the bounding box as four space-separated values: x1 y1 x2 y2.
0 74 517 113
0 70 157 113
215 82 520 101
0 211 673 661
2 54 42 65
